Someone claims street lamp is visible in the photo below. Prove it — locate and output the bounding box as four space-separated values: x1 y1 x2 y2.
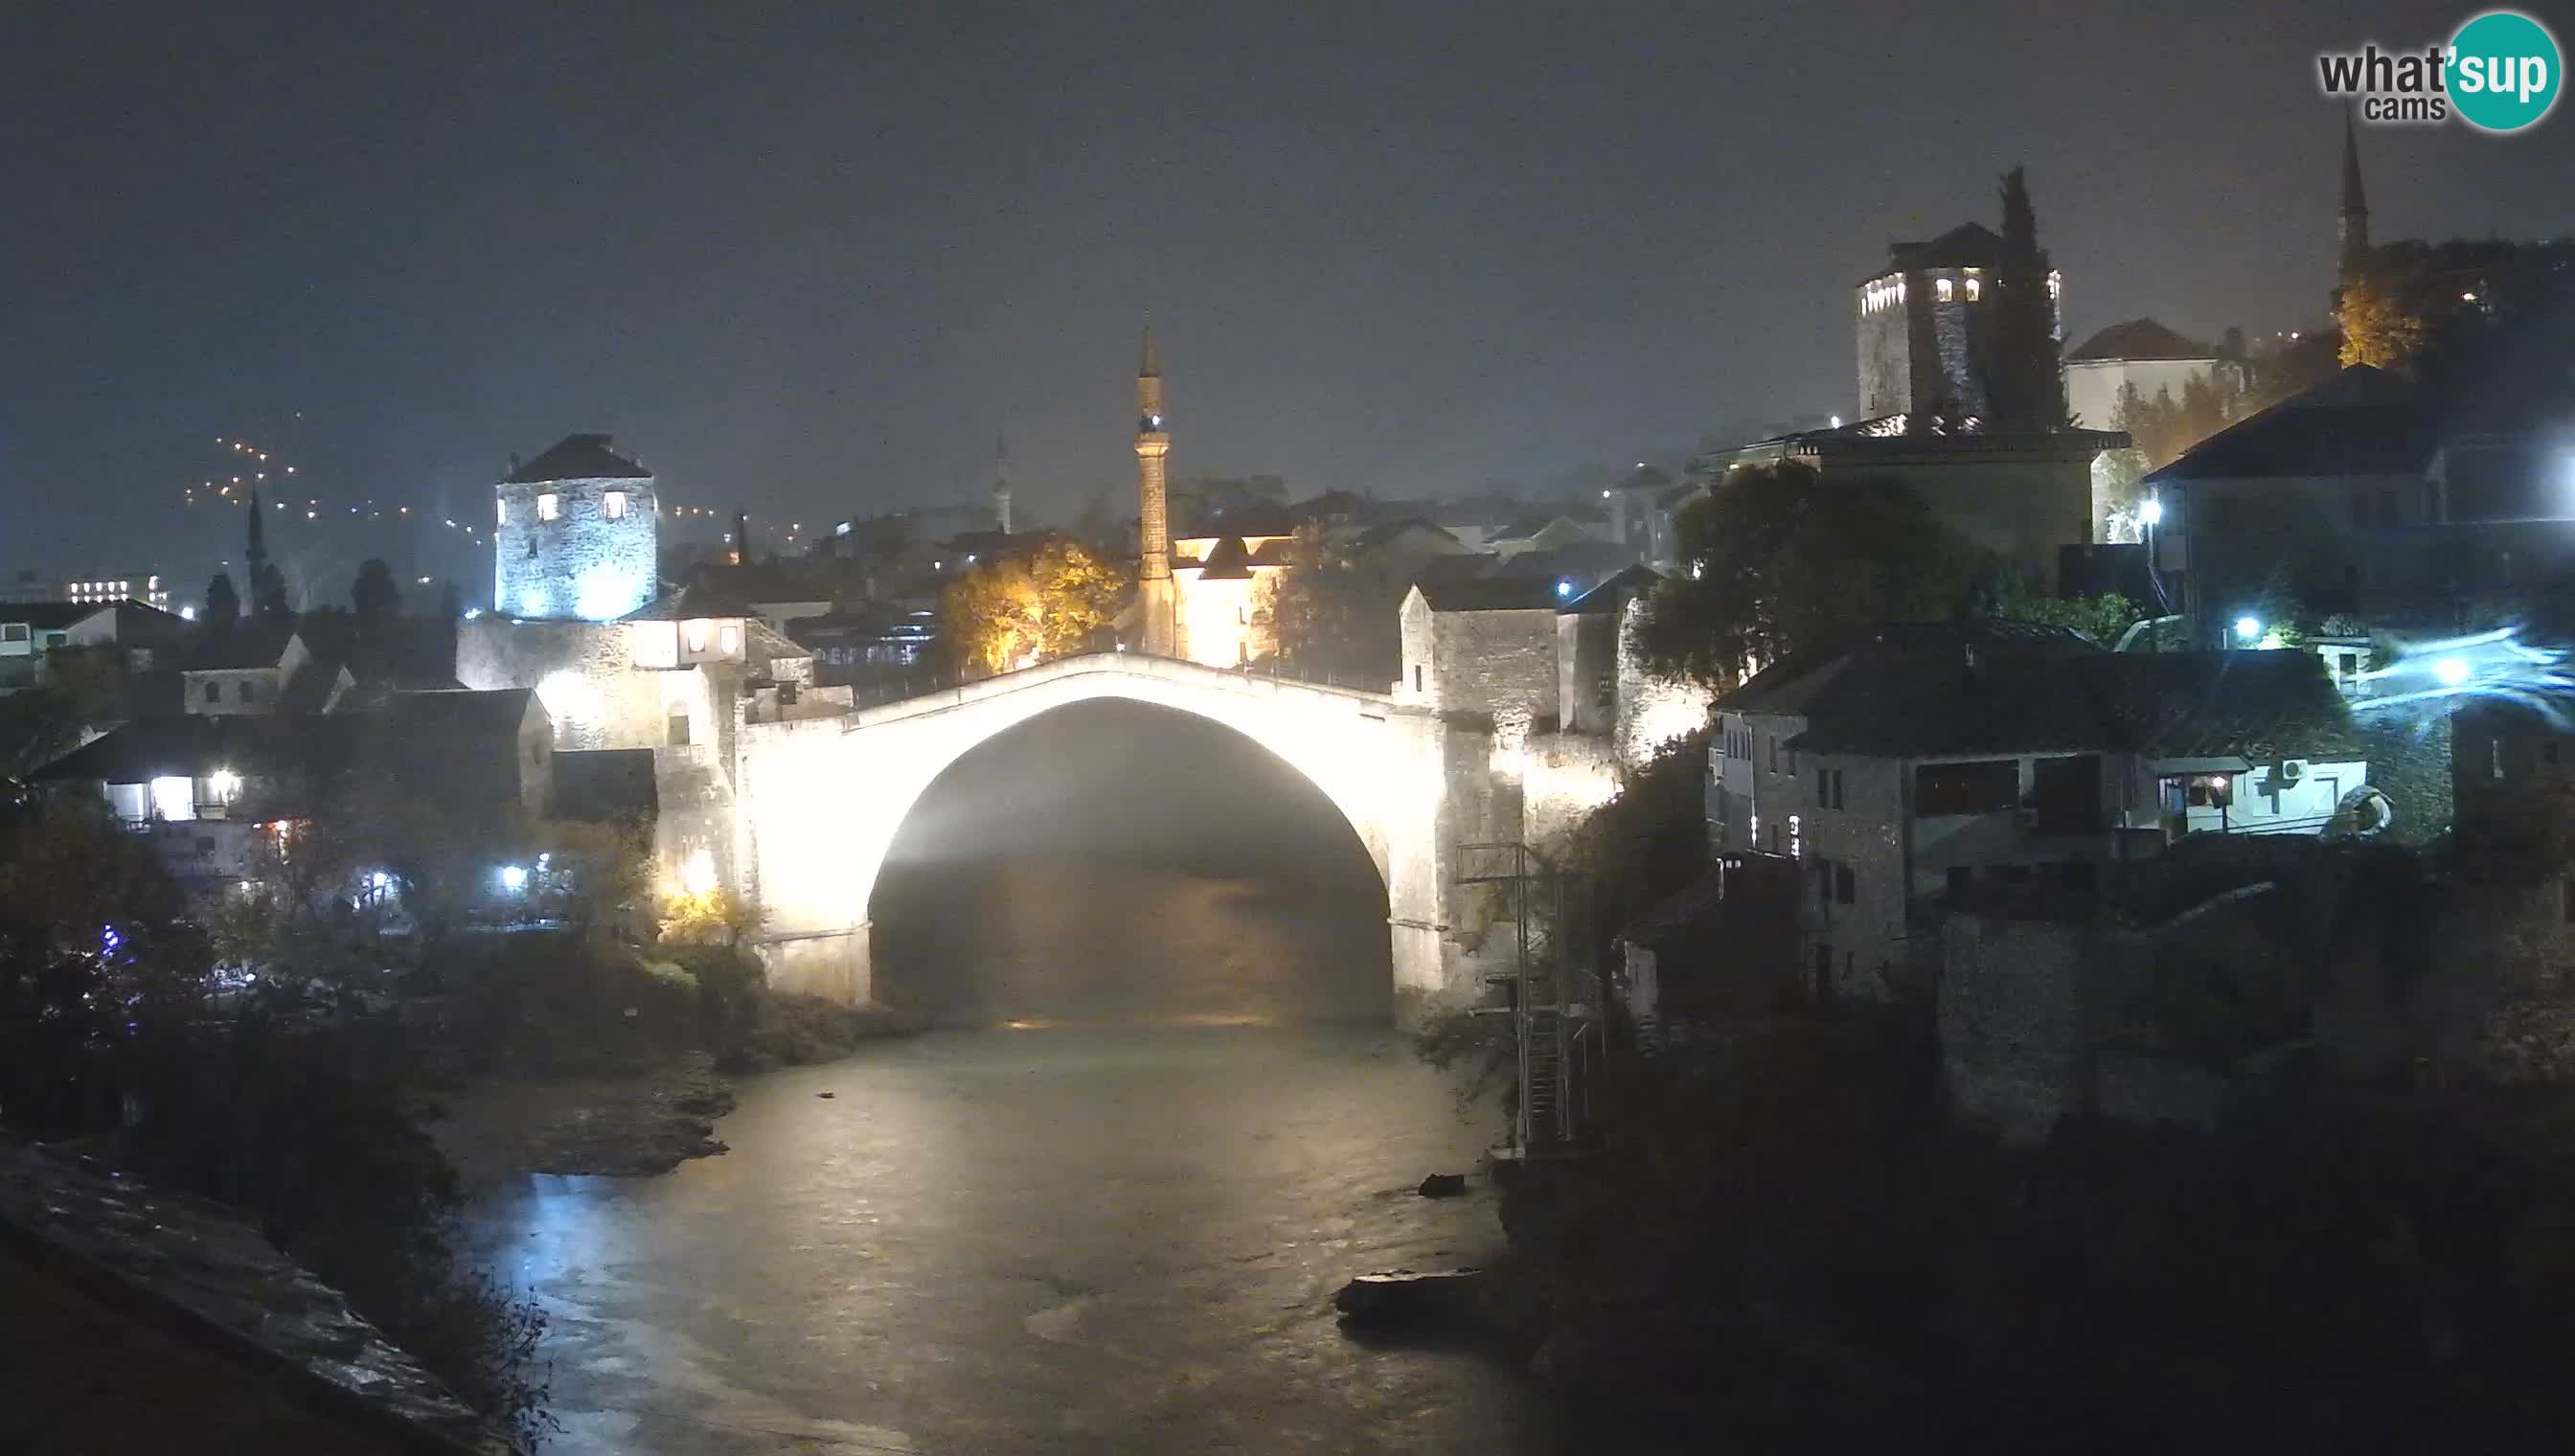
2139 495 2163 527
2234 616 2263 644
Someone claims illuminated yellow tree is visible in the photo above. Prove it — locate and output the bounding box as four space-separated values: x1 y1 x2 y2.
941 535 1124 674
2337 273 2427 370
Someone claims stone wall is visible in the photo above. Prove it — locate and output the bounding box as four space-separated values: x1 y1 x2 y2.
456 619 664 751
494 473 657 622
1940 913 2099 1144
1429 607 1560 738
1612 599 1710 767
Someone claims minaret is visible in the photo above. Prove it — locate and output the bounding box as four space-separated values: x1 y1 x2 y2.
2338 109 2371 276
1133 322 1176 656
991 429 1013 535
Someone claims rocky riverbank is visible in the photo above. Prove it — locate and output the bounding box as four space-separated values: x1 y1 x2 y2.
430 1053 740 1185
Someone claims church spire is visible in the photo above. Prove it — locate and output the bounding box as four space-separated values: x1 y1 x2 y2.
2338 109 2370 274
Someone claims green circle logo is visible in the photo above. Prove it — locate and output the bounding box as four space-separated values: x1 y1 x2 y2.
2449 11 2561 131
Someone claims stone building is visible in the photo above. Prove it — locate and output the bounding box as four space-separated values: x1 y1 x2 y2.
2062 318 2233 434
1713 623 2368 1002
494 433 658 624
1855 222 2062 420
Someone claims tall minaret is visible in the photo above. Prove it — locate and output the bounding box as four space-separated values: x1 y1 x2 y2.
1133 321 1176 656
991 429 1013 535
2338 109 2371 276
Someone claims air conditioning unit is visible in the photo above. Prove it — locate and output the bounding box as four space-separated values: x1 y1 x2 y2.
2278 760 2306 785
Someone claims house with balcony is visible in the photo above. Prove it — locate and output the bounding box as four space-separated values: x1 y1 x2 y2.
1712 622 2366 1001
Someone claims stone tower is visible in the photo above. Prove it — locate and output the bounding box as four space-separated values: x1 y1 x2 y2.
991 429 1013 535
2337 110 2371 276
494 433 657 622
1133 323 1177 656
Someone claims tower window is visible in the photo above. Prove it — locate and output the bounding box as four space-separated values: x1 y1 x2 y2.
1936 278 1955 303
536 492 561 522
496 499 508 526
1964 277 1981 302
604 490 627 520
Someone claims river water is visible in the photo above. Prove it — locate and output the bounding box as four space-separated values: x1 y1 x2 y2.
462 702 1559 1454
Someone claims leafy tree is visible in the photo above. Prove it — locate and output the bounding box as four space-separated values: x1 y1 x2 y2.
2338 269 2430 370
1635 464 1962 686
1987 166 2066 429
1267 523 1401 684
940 535 1124 674
659 883 763 947
352 557 400 640
203 570 241 627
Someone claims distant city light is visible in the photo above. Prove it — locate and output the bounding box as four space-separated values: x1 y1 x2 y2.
2432 656 2472 687
2234 616 2263 642
2139 496 2164 526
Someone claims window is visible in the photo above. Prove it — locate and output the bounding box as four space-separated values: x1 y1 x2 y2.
1915 760 2019 817
1816 766 1828 804
1414 666 1424 693
1834 863 1855 905
1936 277 1955 302
2339 652 2359 678
239 680 258 703
667 710 691 747
1832 769 1845 809
0 624 23 644
2182 774 2233 808
604 489 628 520
718 624 741 654
1964 277 1982 302
685 619 711 653
497 498 508 526
1767 736 1777 773
536 492 561 522
203 680 220 703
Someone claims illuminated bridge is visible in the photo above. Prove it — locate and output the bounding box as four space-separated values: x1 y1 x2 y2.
733 652 1482 1009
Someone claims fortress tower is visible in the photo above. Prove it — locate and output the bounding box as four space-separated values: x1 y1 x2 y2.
1133 325 1177 656
494 433 658 622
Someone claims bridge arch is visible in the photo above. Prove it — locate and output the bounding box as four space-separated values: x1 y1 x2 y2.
735 654 1452 1010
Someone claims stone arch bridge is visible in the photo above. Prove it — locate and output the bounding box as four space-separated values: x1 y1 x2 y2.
731 652 1626 1010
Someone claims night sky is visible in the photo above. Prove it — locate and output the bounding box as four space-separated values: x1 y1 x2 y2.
5 1 2570 589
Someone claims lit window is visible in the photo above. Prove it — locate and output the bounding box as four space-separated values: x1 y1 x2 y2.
604 490 627 520
1965 277 1981 301
497 498 508 526
684 619 711 653
1936 278 1954 303
537 492 561 522
718 624 741 654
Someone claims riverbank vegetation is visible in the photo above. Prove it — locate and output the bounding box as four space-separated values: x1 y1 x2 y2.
1502 1010 2575 1446
0 784 909 1449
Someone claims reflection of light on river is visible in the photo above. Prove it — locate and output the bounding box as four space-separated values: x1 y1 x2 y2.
462 1029 1557 1455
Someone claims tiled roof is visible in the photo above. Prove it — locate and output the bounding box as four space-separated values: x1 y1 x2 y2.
506 433 649 484
2067 318 2218 363
622 583 762 622
1413 578 1564 612
2143 366 2435 484
1859 221 2005 282
178 619 300 672
1561 564 1665 615
378 688 537 739
1725 622 2357 762
1194 536 1255 580
0 601 110 631
1351 517 1462 551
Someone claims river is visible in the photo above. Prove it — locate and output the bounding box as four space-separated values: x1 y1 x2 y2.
462 702 1558 1453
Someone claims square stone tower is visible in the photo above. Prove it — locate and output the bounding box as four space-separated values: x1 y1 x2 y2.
1855 222 2060 421
494 433 658 622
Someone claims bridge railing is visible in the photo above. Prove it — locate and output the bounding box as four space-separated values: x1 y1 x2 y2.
830 652 1388 711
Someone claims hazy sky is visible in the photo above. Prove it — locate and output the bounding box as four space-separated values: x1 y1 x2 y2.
5 1 2569 584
